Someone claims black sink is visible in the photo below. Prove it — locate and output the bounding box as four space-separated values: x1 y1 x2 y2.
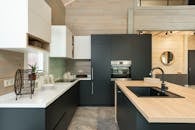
127 86 184 98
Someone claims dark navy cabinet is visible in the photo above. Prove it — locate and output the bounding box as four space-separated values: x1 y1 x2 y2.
111 34 151 80
47 82 79 130
188 0 195 5
91 35 114 106
0 82 79 130
117 87 136 130
91 34 151 105
79 80 95 106
117 86 195 130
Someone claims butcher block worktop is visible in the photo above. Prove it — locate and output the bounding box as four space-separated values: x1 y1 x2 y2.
115 80 195 123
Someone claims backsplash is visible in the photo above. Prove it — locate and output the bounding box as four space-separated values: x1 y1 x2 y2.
65 59 91 75
0 50 24 95
49 58 66 79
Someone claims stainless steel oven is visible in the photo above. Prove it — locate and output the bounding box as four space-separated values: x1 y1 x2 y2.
111 60 132 81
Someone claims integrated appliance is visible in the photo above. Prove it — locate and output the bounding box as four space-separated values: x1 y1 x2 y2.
111 60 132 81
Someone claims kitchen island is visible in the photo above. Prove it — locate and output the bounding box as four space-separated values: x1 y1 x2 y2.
115 80 195 130
0 79 84 130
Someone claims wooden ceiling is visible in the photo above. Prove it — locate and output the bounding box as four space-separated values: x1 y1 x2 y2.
63 0 133 35
61 0 76 6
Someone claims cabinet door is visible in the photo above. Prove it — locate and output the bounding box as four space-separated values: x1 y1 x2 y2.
117 87 127 130
111 35 133 60
111 34 151 80
29 0 51 42
50 26 73 58
130 34 151 80
79 80 94 106
74 36 91 59
47 83 79 130
91 35 113 106
117 87 136 130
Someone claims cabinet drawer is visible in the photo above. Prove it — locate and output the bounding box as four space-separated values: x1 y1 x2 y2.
46 94 67 130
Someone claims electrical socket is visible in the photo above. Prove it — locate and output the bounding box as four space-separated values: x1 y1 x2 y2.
3 78 14 87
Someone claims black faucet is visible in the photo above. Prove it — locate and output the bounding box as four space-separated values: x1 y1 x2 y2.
150 67 168 92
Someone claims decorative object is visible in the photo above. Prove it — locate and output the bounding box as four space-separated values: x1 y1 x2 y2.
28 63 38 80
14 69 36 100
160 51 174 65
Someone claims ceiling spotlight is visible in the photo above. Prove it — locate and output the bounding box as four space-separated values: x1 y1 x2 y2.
138 31 144 35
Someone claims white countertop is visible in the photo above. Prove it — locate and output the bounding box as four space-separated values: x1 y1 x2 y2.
0 80 82 108
78 77 91 80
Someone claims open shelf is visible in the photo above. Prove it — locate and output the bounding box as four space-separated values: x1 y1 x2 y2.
27 33 50 52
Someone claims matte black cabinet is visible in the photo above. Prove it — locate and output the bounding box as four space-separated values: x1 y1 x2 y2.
91 35 114 106
91 34 151 106
117 86 195 130
80 80 114 106
47 82 79 130
188 0 195 5
117 87 136 130
0 82 79 130
111 34 151 80
79 80 95 106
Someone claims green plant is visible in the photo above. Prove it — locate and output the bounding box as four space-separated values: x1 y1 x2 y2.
28 63 38 74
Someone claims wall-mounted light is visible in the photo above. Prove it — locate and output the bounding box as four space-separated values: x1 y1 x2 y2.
138 31 144 35
165 31 173 36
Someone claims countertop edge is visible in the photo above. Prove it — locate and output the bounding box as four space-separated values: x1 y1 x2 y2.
115 80 195 123
0 78 91 109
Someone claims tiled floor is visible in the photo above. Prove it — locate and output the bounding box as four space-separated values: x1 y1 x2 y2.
68 107 119 130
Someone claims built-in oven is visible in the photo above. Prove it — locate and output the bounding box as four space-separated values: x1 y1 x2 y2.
111 60 132 81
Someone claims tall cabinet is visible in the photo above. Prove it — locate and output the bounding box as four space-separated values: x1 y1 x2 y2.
91 35 114 106
90 34 151 106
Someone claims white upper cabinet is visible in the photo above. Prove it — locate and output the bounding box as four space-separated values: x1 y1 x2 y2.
0 0 51 48
50 25 73 58
74 36 91 59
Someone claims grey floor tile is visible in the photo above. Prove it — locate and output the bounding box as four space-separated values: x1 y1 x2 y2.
68 107 119 130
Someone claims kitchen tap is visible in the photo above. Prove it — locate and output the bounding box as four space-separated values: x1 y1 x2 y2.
150 67 168 92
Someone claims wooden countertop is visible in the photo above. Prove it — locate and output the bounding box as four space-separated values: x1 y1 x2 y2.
115 80 195 123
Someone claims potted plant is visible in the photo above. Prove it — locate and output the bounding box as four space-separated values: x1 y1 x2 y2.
28 63 38 80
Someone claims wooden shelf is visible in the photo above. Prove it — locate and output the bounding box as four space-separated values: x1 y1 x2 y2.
27 33 50 52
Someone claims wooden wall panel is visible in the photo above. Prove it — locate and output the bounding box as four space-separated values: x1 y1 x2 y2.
0 50 24 95
134 6 195 31
65 0 134 35
188 35 195 50
46 0 66 25
152 34 186 74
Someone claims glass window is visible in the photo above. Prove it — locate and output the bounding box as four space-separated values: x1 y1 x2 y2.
27 52 48 73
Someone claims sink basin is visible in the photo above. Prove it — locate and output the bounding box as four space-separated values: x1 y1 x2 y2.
127 86 184 98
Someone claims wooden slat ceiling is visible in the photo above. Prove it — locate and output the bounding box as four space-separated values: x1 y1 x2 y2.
63 0 133 35
62 0 76 6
